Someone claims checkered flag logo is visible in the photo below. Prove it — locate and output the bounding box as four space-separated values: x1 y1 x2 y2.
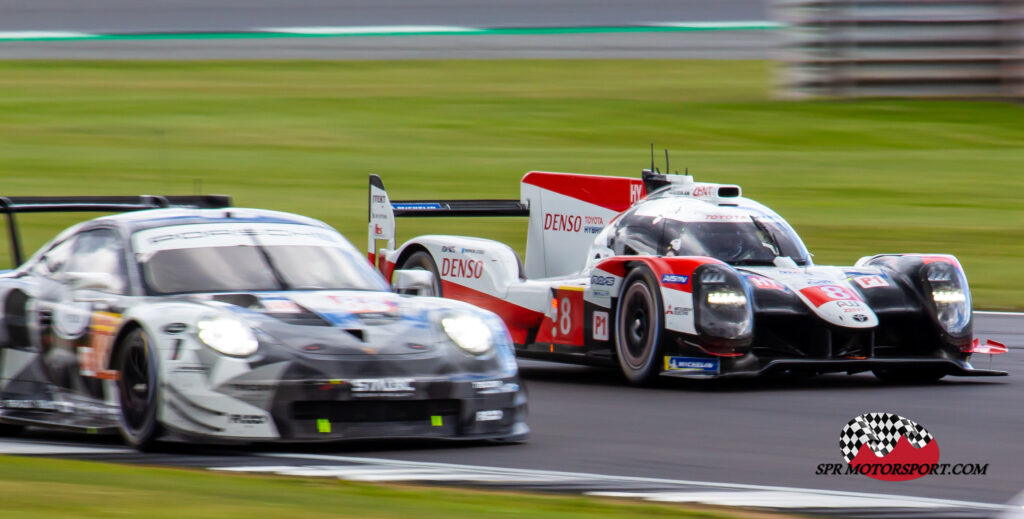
839 412 934 463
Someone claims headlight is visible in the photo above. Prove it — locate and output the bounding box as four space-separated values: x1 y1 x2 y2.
706 290 747 306
441 314 494 355
694 265 753 343
922 261 970 336
197 316 259 357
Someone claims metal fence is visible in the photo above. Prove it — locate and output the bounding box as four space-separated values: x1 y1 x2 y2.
776 0 1024 98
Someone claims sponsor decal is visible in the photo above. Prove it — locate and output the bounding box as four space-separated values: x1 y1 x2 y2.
590 275 615 286
324 295 398 315
79 311 122 378
691 185 715 197
799 285 862 308
471 380 502 390
663 356 719 373
852 314 869 322
371 212 389 220
665 305 691 316
592 289 611 298
543 213 582 232
703 214 747 221
391 202 442 210
261 298 301 313
371 195 386 203
441 257 484 279
440 245 456 253
853 275 890 289
660 274 690 285
592 311 609 341
475 410 504 422
374 223 385 236
351 378 415 393
630 184 644 203
814 412 989 481
229 414 268 425
747 275 785 291
461 247 485 255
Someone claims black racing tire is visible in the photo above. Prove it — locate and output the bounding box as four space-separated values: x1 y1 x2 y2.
0 422 25 437
396 250 442 297
615 266 665 385
115 328 162 451
872 367 947 384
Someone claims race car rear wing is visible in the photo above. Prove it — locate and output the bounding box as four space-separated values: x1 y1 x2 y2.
0 194 232 266
368 174 526 264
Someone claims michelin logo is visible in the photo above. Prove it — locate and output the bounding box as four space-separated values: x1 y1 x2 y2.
664 356 719 373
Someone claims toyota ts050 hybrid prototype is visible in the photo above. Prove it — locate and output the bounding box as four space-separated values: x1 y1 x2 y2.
368 168 1007 384
0 196 527 450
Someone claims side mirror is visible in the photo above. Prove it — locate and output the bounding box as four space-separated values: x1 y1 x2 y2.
65 271 120 294
392 269 436 296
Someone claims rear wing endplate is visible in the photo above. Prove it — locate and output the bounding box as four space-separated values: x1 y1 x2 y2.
368 174 527 264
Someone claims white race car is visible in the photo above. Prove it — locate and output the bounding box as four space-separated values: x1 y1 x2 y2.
0 196 527 449
368 167 1006 384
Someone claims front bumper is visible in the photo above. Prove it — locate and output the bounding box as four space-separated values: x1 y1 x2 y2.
161 376 528 443
660 356 1006 379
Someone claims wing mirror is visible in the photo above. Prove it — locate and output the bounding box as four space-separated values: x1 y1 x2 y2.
391 269 436 296
65 272 121 294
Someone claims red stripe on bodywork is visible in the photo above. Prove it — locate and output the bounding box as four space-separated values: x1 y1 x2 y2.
440 280 543 344
522 171 645 213
594 256 723 293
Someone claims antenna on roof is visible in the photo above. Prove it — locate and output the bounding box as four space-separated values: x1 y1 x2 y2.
650 143 655 173
664 149 670 176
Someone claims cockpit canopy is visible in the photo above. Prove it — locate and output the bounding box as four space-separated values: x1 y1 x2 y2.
602 196 812 267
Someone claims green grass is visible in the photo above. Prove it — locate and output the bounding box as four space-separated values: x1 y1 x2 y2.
0 60 1022 307
0 456 747 519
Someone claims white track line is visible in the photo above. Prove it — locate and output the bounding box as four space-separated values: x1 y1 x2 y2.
260 25 476 35
0 439 129 455
253 453 1012 512
590 490 947 509
976 311 1024 317
0 31 96 40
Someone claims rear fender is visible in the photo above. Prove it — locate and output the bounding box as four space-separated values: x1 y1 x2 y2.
390 236 521 299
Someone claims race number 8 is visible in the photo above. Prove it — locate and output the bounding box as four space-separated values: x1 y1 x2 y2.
820 285 853 300
559 297 572 335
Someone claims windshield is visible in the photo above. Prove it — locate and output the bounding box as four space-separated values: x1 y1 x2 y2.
663 218 810 266
132 223 389 295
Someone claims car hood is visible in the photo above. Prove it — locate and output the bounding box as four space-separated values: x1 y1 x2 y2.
737 266 881 328
190 290 465 356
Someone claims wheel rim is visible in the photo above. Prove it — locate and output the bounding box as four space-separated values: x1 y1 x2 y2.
119 336 152 433
619 283 656 370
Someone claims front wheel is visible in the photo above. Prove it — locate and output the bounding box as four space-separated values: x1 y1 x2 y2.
873 367 947 384
115 328 162 450
615 267 664 385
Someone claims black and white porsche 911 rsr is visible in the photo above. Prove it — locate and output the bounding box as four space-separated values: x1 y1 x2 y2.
0 196 527 449
368 168 1006 385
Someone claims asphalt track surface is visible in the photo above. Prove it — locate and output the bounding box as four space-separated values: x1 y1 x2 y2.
0 1 776 59
2 313 1020 517
1 1 770 33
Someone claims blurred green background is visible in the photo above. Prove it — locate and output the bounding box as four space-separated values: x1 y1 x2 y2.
0 60 1021 307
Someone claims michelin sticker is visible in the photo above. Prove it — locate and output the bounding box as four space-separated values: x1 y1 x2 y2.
664 356 719 373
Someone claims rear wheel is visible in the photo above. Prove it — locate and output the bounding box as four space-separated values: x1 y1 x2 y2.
873 367 947 384
115 328 162 450
396 250 442 296
615 267 664 385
